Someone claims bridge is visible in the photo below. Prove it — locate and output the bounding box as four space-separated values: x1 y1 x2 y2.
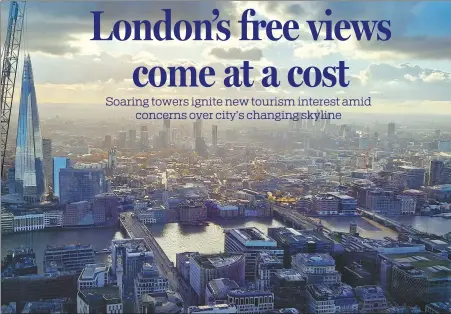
119 212 198 306
271 204 331 234
357 208 423 235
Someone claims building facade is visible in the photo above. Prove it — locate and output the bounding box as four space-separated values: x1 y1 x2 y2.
14 55 45 203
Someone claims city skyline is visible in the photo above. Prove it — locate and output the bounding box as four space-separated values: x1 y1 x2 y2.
0 1 450 114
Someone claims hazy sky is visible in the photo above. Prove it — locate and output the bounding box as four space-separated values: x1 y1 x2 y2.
2 1 451 114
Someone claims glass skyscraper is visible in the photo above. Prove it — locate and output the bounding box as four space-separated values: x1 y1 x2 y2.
14 55 45 203
53 157 71 198
59 168 106 204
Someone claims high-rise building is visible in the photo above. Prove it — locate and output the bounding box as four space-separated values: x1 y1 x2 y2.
104 135 112 149
59 168 106 204
53 157 71 199
388 122 395 137
118 131 127 148
429 160 444 186
128 129 137 150
140 126 149 151
163 119 171 145
194 119 202 139
14 55 45 203
212 125 218 152
42 139 52 193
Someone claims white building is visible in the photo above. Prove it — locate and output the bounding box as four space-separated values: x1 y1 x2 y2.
396 195 416 214
134 263 168 311
44 210 63 227
13 210 45 232
78 264 110 289
227 290 274 313
188 304 238 313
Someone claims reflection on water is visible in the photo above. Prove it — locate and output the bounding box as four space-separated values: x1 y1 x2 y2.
390 216 450 235
149 218 285 262
318 217 398 240
2 216 448 273
1 228 124 273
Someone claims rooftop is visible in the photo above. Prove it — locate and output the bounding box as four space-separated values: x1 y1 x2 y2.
382 251 451 279
308 284 355 300
426 302 451 313
192 253 244 269
78 285 121 304
354 285 386 300
45 244 93 252
294 253 336 266
258 252 282 265
207 278 239 299
226 227 277 247
274 269 305 282
80 264 109 281
228 289 273 297
270 227 332 245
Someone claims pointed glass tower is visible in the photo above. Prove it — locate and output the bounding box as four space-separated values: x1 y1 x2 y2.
14 54 45 203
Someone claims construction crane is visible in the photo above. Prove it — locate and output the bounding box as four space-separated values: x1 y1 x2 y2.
0 1 26 178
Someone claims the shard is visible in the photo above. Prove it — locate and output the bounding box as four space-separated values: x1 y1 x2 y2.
14 54 45 203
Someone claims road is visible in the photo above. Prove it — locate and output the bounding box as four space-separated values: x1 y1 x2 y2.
120 212 198 307
271 203 331 233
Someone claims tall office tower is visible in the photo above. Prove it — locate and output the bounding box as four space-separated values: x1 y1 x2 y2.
53 157 71 199
104 135 112 149
118 131 127 149
212 125 218 152
163 119 171 145
42 139 52 193
194 119 202 138
172 128 178 145
140 126 149 151
429 160 444 186
107 148 116 170
388 122 396 137
59 168 106 204
14 55 45 203
128 129 136 150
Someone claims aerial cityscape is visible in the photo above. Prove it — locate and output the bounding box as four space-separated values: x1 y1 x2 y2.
1 1 451 314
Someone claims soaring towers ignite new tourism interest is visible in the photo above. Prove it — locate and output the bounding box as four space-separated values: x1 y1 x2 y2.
14 55 45 203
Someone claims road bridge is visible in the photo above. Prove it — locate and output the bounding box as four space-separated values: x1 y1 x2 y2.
119 212 198 306
357 208 422 235
271 204 331 234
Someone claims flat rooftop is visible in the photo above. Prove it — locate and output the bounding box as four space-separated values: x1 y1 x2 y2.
80 264 109 280
383 251 451 279
192 253 244 269
294 253 336 266
227 228 277 247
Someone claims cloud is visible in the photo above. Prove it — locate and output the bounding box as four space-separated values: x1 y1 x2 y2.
209 47 263 61
1 1 240 55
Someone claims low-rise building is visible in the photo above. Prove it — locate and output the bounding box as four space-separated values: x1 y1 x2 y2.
307 284 358 314
227 290 274 313
292 253 341 285
354 285 388 313
78 264 110 289
77 285 123 314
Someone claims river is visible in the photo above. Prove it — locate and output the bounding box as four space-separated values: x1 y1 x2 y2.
2 216 449 269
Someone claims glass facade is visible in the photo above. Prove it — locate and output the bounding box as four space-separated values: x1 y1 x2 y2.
53 157 71 198
14 55 45 203
59 168 106 204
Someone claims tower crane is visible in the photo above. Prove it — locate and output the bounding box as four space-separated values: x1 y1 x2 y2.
1 1 26 178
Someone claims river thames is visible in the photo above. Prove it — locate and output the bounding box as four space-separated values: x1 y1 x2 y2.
2 216 450 271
